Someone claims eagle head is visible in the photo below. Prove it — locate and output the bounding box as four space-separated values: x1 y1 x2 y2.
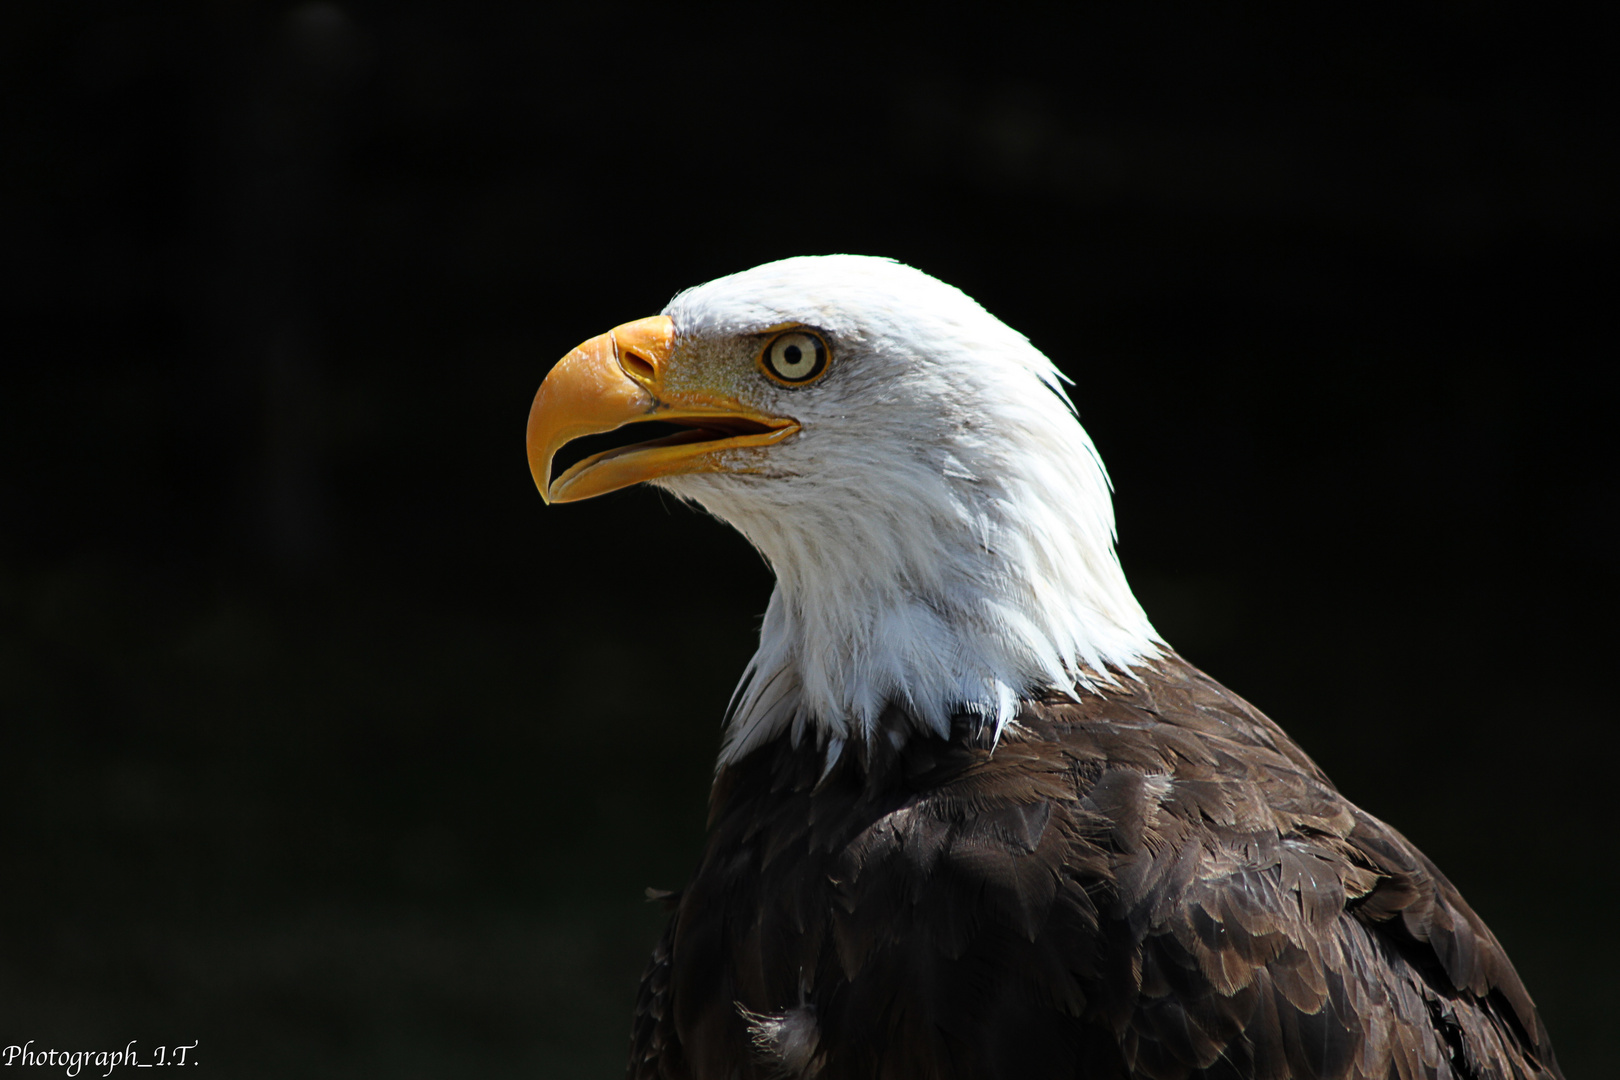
528 256 1159 765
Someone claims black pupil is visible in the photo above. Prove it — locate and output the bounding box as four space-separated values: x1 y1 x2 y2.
782 344 802 367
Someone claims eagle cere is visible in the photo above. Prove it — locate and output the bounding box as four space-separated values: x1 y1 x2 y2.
526 256 1561 1080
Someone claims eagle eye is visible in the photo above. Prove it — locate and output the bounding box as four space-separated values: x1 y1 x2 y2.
759 330 829 386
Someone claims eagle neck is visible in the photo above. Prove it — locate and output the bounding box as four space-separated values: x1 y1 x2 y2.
699 457 1161 769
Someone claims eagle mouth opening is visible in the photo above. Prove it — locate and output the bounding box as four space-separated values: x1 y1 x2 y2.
549 415 790 489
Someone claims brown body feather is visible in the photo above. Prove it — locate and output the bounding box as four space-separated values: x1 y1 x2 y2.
629 654 1560 1080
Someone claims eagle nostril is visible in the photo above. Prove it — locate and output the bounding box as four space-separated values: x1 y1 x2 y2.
620 349 657 385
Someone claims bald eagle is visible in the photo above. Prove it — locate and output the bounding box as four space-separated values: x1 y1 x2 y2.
526 256 1561 1080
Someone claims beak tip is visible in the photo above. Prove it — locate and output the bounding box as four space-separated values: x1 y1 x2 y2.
533 465 556 506
532 452 569 504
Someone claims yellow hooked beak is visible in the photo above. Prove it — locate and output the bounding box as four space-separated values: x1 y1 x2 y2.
526 316 799 504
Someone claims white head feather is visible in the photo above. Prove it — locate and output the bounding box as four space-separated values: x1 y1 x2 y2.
653 255 1160 767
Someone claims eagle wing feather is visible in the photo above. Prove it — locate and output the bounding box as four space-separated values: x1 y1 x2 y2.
630 654 1561 1080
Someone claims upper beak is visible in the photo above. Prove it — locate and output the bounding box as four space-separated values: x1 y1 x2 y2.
526 315 799 504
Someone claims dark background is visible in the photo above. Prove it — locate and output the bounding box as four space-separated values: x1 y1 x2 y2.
3 3 1613 1076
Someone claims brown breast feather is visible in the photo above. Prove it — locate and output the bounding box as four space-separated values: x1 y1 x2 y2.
628 653 1562 1080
